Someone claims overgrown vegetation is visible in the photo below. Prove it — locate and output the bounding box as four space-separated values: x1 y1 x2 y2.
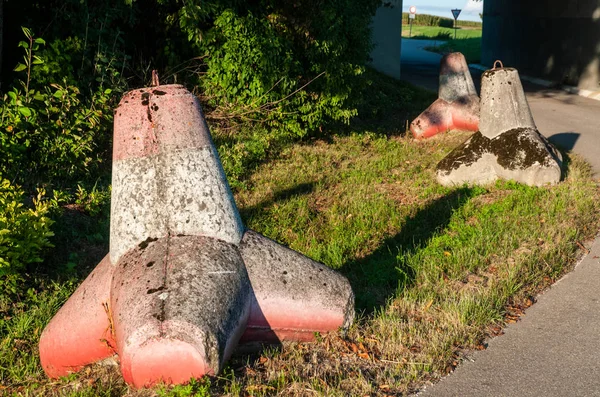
2 68 600 396
1 1 599 396
0 0 382 274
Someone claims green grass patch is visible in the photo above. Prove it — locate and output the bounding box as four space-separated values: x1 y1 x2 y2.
2 70 599 396
402 25 482 40
401 25 482 63
424 37 483 64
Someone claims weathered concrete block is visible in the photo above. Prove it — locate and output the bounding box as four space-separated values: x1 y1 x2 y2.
110 85 243 264
437 128 563 186
411 53 480 139
239 230 354 344
112 235 250 387
40 84 356 388
39 255 116 378
438 52 478 103
479 68 536 139
436 66 562 187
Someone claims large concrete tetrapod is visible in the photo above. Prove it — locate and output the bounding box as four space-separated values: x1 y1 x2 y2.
410 52 479 139
39 85 354 388
436 66 562 186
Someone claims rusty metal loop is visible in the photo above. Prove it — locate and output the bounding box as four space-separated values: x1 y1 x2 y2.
493 60 504 69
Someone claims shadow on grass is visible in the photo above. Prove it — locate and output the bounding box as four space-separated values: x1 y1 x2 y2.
343 68 437 137
238 182 317 223
340 187 476 314
211 68 439 191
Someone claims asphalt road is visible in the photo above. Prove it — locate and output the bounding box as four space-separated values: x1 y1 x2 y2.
400 38 600 397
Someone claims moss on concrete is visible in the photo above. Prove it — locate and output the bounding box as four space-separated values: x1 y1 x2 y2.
438 128 561 175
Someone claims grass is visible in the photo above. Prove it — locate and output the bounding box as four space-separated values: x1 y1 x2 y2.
401 25 482 40
2 70 600 396
401 25 483 63
424 37 483 64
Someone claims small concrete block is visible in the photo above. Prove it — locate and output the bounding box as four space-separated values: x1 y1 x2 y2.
39 255 116 378
436 127 562 186
239 230 354 343
479 68 537 139
411 53 480 139
439 52 478 103
111 235 250 387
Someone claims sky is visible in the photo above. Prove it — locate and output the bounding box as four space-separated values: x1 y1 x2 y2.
403 0 483 22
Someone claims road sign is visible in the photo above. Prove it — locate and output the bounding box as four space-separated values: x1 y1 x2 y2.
451 9 461 39
408 6 417 37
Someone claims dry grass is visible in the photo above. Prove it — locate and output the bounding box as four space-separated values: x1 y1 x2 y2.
2 72 599 396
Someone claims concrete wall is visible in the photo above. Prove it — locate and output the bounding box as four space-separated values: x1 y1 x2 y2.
370 0 403 79
482 0 600 90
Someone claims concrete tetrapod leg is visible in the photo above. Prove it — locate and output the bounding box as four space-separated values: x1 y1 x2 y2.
411 52 480 139
39 255 116 378
238 230 355 344
112 235 250 388
110 85 250 386
110 85 244 264
436 67 562 186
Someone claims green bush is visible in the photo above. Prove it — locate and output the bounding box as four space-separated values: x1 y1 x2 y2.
165 0 380 138
0 179 54 277
0 28 117 188
1 83 114 187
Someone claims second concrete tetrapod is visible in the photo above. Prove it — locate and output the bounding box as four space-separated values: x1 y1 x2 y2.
410 52 480 139
436 66 562 186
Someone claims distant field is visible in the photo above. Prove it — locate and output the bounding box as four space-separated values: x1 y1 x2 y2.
401 25 482 40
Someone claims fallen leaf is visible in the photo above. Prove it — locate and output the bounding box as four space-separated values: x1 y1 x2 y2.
423 299 433 312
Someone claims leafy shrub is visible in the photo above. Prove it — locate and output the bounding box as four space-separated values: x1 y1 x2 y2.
164 0 381 138
0 179 54 277
0 28 117 188
0 83 115 187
